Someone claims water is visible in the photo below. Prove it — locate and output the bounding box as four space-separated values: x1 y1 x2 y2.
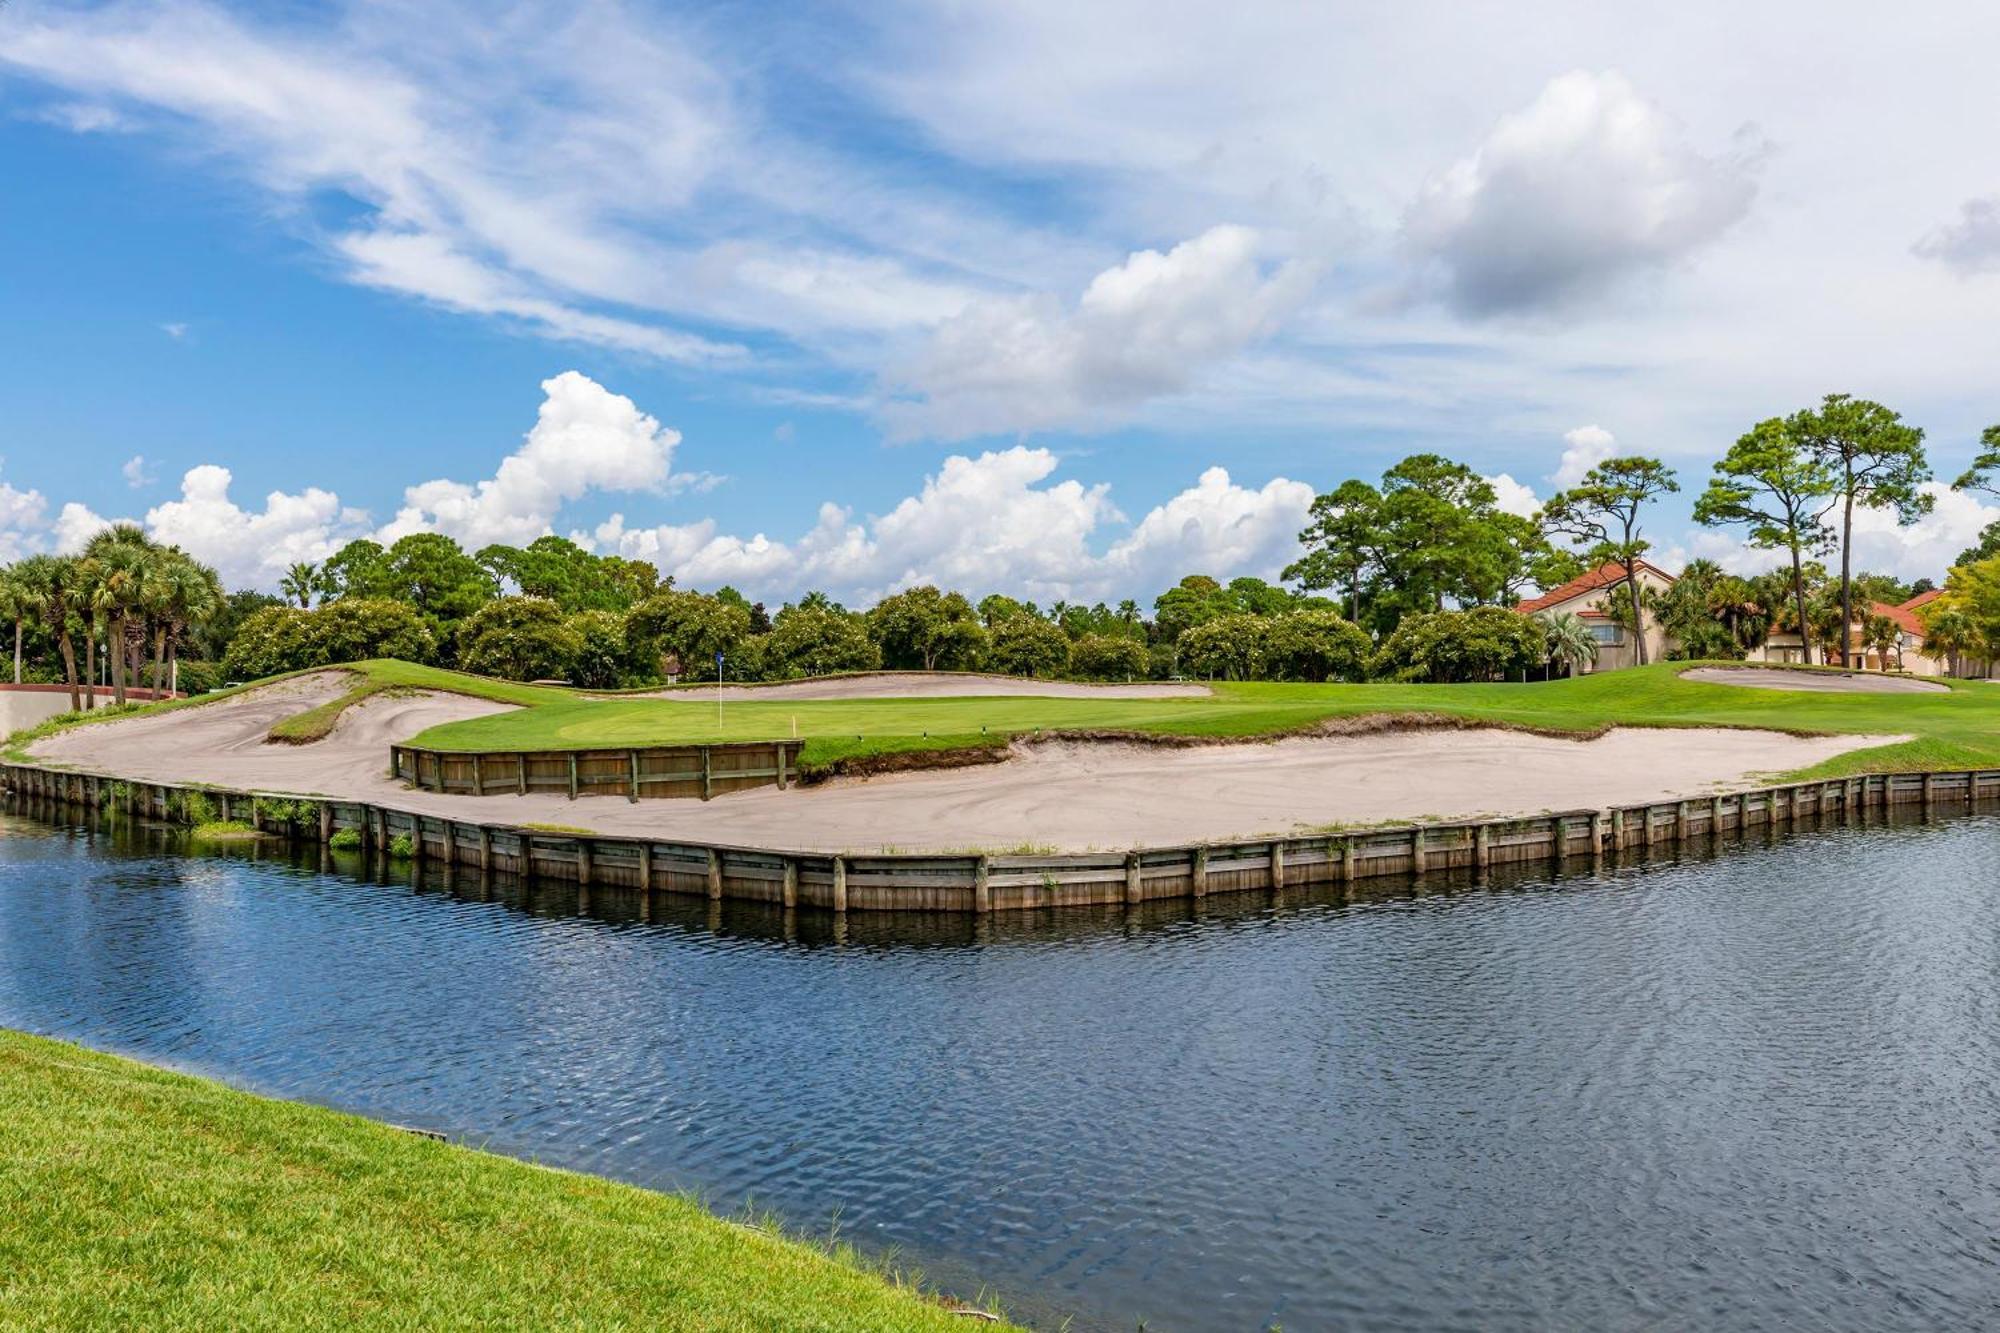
3 801 1999 1330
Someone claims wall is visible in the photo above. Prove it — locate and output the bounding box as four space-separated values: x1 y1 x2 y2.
0 685 178 737
9 761 1995 914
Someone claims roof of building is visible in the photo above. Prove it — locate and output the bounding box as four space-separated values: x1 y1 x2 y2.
1514 558 1676 617
1900 588 1943 614
1871 600 1925 638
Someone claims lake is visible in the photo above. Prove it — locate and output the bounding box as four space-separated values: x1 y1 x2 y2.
3 800 1997 1330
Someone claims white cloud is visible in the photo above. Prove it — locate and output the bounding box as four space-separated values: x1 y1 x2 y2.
121 455 156 488
377 371 681 549
0 469 50 562
1552 424 1618 488
53 502 113 555
1404 70 1759 316
1914 197 2000 275
1102 467 1314 592
1484 473 1542 518
596 449 1312 605
143 465 363 587
1844 483 1997 583
159 322 187 340
882 225 1315 439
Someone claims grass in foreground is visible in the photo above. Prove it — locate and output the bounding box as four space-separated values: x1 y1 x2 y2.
402 662 2000 781
0 1030 1003 1331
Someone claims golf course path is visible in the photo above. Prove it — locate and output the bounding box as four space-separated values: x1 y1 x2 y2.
1684 667 1949 694
27 678 1901 853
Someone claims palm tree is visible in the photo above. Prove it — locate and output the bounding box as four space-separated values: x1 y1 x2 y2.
0 567 27 685
83 524 155 706
1540 612 1598 679
1922 606 1980 678
1862 612 1900 671
12 555 80 706
280 560 319 608
148 552 221 695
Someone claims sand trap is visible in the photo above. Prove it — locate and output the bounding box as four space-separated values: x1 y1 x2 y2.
29 686 1901 852
1684 667 1948 695
615 671 1209 702
28 672 513 795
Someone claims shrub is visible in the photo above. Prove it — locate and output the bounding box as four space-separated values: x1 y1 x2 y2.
221 600 437 680
1370 607 1545 683
1263 611 1373 682
1068 633 1149 680
457 597 581 682
1178 614 1271 680
563 610 635 688
328 828 362 850
626 590 752 682
172 659 226 695
762 605 880 678
986 616 1070 678
387 833 415 859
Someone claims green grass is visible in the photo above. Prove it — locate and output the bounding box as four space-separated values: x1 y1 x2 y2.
188 820 262 842
0 1031 1004 1331
402 662 2000 781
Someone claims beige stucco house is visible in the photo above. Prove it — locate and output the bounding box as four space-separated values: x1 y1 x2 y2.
1514 559 1676 672
1751 591 1958 675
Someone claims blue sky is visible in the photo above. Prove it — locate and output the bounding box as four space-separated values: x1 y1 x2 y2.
4 1 2000 601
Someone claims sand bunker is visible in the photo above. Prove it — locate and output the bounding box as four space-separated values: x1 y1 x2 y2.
29 684 1900 852
617 672 1209 702
28 672 513 795
1684 667 1947 695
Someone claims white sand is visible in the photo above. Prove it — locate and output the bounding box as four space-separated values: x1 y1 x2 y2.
1684 667 1948 695
27 677 1901 853
28 673 513 797
616 671 1209 701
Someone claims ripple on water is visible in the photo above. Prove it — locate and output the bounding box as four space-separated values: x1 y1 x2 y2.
3 807 1999 1330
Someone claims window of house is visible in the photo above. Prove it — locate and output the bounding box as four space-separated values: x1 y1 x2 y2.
1588 624 1624 645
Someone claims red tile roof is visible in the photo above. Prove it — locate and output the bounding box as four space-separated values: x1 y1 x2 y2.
1515 559 1675 616
1870 600 1925 637
1900 588 1943 614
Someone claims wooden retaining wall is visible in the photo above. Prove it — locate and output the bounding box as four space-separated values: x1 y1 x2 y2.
5 762 1997 914
388 739 804 801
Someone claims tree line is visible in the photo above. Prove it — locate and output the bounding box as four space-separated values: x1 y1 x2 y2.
5 391 1997 698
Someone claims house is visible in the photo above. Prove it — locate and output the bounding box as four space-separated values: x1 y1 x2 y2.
1751 590 1968 676
1514 559 1677 672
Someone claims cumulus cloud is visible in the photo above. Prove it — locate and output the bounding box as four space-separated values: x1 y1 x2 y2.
1914 196 2000 275
1404 70 1759 316
597 449 1311 605
882 225 1315 439
1484 472 1542 518
1102 468 1314 591
1844 483 1997 582
377 371 681 549
1551 424 1618 488
0 469 50 562
143 465 365 586
121 455 156 488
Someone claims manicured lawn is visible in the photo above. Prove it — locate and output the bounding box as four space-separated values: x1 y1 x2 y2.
0 1030 1001 1331
403 663 2000 780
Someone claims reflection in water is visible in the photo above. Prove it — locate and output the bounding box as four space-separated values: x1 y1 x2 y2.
3 797 1999 1330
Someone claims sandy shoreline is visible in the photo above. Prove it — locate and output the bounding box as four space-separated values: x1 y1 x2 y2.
25 676 1903 853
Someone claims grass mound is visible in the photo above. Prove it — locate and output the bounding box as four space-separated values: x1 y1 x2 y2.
0 1031 1004 1331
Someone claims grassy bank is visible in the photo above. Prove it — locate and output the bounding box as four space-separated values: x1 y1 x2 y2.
403 663 2000 780
0 1030 1002 1331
